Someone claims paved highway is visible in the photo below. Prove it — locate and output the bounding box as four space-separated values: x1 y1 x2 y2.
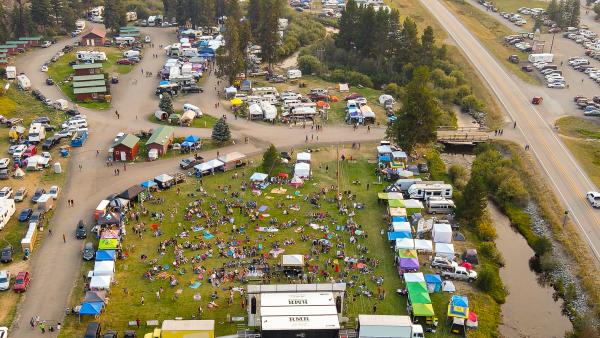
421 0 600 261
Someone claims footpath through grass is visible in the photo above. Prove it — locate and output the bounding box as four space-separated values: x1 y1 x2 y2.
47 47 135 110
60 146 500 337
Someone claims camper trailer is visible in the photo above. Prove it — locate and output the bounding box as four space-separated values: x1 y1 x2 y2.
0 199 15 230
426 197 455 214
28 123 46 143
5 66 16 80
287 69 302 79
407 183 453 200
76 51 107 62
126 11 138 22
252 86 279 97
76 19 86 31
115 37 135 45
123 50 140 58
17 74 31 90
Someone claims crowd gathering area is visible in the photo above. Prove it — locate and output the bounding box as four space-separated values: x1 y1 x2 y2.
65 146 488 337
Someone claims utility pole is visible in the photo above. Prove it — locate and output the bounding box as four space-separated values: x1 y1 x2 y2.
336 143 340 195
549 32 556 53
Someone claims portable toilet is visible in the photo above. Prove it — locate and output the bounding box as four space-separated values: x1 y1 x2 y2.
54 162 62 174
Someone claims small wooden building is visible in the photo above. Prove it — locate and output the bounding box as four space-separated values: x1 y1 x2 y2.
145 126 174 156
18 36 42 47
81 27 106 46
74 86 107 101
73 63 103 76
113 134 140 161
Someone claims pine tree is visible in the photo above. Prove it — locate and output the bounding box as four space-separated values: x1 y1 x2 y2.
569 0 580 27
0 3 8 43
159 95 174 114
261 144 282 173
104 0 126 32
31 0 52 29
247 0 261 33
420 26 435 67
387 66 440 154
258 0 283 68
336 0 358 50
11 1 31 36
211 118 231 144
547 0 559 22
216 16 245 84
175 0 186 26
455 174 487 227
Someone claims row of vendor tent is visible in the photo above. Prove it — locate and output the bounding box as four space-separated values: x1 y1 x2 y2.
250 172 305 187
403 272 435 321
395 239 454 258
248 102 278 121
294 162 310 178
140 172 186 190
191 152 247 175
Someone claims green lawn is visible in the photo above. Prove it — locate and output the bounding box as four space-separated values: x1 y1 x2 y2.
59 146 500 338
47 47 135 110
556 116 600 187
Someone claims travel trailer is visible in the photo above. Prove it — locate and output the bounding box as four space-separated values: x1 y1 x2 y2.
76 51 107 62
407 183 453 200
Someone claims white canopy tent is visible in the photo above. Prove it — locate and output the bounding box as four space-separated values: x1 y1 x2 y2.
281 254 304 266
391 222 411 232
93 260 115 276
89 275 111 290
403 272 425 283
395 238 415 250
294 162 310 178
414 239 433 252
194 159 224 173
433 223 452 244
250 172 268 182
248 103 263 118
442 280 456 293
260 102 277 120
296 152 311 163
435 242 455 259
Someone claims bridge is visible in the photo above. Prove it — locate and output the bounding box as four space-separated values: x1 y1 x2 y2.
436 126 491 145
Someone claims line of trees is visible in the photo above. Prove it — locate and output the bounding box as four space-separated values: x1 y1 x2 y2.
163 0 218 28
546 0 580 28
0 0 82 40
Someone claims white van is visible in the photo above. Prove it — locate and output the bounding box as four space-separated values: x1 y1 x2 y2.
5 66 16 80
53 99 69 111
115 37 135 45
62 119 88 129
183 103 202 117
17 74 31 90
123 50 140 58
287 69 302 79
28 123 46 143
426 197 455 214
0 199 16 230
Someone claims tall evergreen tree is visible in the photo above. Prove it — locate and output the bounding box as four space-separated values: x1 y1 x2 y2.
420 26 435 67
336 0 359 50
174 0 186 26
546 0 559 22
31 0 52 29
456 174 487 227
397 18 420 66
216 16 245 84
258 0 283 68
159 95 174 114
568 0 580 27
212 118 231 144
0 3 8 43
247 0 261 33
261 144 282 173
197 0 216 27
11 1 31 36
104 0 126 32
387 66 440 154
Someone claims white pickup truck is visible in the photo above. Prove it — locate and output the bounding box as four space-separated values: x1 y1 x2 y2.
441 266 478 282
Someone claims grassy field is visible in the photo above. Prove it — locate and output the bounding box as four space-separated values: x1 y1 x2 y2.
47 47 135 110
59 145 500 337
442 0 540 86
493 0 548 13
246 76 389 125
556 116 600 187
0 83 70 326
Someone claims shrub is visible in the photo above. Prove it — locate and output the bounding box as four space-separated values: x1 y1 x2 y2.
448 164 468 189
0 68 5 78
383 83 403 98
460 94 483 112
478 242 505 266
496 173 529 207
426 149 447 182
476 214 497 241
533 236 552 256
328 69 373 87
476 265 506 303
297 55 324 75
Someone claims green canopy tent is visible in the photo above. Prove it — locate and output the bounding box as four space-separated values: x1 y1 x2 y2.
388 199 404 207
98 238 119 250
412 303 435 317
407 282 429 295
398 249 418 259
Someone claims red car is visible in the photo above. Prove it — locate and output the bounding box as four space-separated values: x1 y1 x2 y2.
344 92 363 100
117 59 134 65
13 271 30 292
531 96 543 105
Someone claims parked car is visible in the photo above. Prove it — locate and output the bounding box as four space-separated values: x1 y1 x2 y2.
48 185 60 199
117 58 134 65
441 266 478 282
30 210 43 225
83 242 95 261
103 330 118 338
587 191 600 207
0 169 9 180
0 270 10 290
430 256 458 271
76 220 87 239
0 246 13 263
42 136 60 150
46 78 54 85
182 85 203 93
14 188 27 202
179 156 201 169
31 188 45 203
508 54 519 63
13 271 30 292
0 187 14 199
84 322 101 338
18 208 32 222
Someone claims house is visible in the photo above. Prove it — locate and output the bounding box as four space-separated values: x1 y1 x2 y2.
81 27 106 46
6 40 27 49
145 126 174 156
113 134 140 161
0 45 18 55
72 63 103 76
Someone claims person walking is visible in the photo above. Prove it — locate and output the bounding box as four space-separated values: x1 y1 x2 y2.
39 321 46 334
78 164 82 171
513 121 517 128
63 233 66 243
141 295 145 305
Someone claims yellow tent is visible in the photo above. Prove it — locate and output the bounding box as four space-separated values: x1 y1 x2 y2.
230 98 243 106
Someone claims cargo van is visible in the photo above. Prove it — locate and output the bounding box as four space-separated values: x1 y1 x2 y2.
28 123 46 143
62 119 88 129
123 50 140 58
426 197 455 214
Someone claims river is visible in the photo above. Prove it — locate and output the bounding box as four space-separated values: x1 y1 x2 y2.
489 203 572 337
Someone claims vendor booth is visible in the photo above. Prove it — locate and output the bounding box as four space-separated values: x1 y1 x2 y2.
194 159 225 175
435 242 455 259
432 223 452 244
425 274 442 293
93 260 115 276
294 162 310 178
154 174 175 189
95 250 116 261
89 275 111 290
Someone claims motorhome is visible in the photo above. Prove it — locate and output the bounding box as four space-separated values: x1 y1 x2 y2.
408 183 453 200
528 53 554 63
28 123 46 143
115 37 135 45
287 69 302 79
90 6 104 17
5 66 16 80
16 74 31 90
0 199 15 230
76 51 107 62
426 197 455 214
395 178 423 191
252 86 279 97
169 43 182 56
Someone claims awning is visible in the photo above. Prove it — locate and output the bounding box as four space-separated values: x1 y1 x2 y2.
250 172 268 182
83 290 107 303
95 250 116 261
403 272 425 283
408 290 431 305
395 238 414 250
414 239 433 252
398 249 418 258
448 295 469 319
141 180 158 188
79 301 103 315
89 275 111 290
399 257 419 270
412 303 435 317
98 239 119 250
281 254 304 266
184 135 200 143
387 231 411 240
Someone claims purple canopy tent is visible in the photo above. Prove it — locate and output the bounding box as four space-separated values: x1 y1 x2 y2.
399 257 420 272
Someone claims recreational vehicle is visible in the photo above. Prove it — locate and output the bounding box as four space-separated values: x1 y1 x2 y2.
5 66 16 80
426 197 455 214
16 74 31 90
28 123 46 143
115 37 136 45
407 183 453 200
287 69 302 79
0 199 15 230
252 86 279 97
76 51 107 62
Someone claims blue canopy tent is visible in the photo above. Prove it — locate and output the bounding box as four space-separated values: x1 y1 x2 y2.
95 250 116 261
425 274 443 293
184 135 200 143
79 301 104 316
388 231 412 240
141 180 158 188
392 216 408 222
448 295 469 318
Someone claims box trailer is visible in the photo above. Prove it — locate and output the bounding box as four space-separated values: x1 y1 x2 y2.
358 315 424 338
17 74 31 90
528 53 553 63
71 130 88 147
5 66 16 80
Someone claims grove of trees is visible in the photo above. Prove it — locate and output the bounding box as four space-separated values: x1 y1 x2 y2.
0 0 80 40
546 0 580 28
